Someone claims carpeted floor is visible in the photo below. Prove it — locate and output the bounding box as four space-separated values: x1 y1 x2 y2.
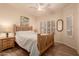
0 42 78 56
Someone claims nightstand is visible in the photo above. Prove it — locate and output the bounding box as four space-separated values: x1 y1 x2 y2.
0 37 15 52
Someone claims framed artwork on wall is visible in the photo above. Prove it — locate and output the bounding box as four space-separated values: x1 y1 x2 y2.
57 19 63 32
20 16 29 26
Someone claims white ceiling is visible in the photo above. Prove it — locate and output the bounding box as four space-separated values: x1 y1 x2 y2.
0 3 67 17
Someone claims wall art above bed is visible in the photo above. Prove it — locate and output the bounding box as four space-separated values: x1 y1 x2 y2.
20 16 29 26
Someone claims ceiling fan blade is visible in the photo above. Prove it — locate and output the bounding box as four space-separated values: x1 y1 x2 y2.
28 3 50 10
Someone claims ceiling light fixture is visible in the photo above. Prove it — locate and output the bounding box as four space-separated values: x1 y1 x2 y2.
37 3 43 11
29 3 49 11
37 3 49 11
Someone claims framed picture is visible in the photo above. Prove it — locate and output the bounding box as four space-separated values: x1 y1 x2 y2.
57 19 63 32
20 16 29 25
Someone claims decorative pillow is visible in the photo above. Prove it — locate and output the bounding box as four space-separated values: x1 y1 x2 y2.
8 33 14 37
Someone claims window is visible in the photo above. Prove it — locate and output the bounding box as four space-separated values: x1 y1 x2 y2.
66 16 72 36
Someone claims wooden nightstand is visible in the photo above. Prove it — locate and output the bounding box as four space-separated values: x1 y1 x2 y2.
0 37 15 52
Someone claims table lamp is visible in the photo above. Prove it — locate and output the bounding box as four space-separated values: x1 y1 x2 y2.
5 27 13 37
2 24 13 38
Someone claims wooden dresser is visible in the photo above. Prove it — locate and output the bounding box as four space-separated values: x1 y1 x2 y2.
0 37 15 52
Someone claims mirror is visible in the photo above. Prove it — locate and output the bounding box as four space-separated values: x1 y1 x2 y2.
57 19 63 32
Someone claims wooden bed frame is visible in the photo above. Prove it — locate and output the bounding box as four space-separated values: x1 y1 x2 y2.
13 24 54 55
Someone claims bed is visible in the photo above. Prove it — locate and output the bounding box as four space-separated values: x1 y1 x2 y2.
13 24 54 56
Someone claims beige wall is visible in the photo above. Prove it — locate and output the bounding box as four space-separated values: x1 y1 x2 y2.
76 4 79 53
0 4 36 32
61 4 77 49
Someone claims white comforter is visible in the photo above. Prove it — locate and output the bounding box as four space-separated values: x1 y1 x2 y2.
15 31 39 56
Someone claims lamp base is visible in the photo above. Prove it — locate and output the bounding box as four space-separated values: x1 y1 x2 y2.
6 33 8 37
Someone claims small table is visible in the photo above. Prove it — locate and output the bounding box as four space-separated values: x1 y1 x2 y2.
0 37 15 52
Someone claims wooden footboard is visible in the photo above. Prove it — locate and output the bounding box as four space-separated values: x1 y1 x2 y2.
37 33 54 55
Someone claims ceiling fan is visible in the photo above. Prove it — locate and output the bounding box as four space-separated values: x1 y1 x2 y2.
29 3 50 11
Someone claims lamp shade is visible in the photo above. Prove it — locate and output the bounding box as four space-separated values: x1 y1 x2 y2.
3 26 13 33
1 23 13 33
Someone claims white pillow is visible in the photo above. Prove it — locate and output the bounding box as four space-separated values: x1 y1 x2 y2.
16 31 37 37
8 33 14 37
16 31 35 34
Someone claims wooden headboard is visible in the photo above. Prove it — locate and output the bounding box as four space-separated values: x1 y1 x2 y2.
13 24 32 32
